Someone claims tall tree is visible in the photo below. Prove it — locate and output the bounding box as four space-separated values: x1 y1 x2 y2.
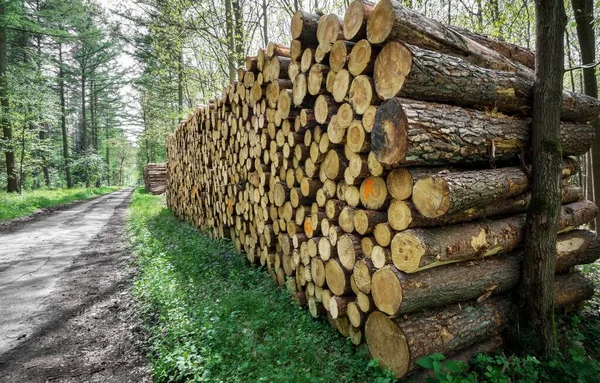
571 0 599 230
519 0 567 354
1 2 19 192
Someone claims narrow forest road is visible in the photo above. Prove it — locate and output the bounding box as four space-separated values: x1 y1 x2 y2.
0 188 150 382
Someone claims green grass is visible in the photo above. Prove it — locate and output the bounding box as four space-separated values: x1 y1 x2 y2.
0 186 123 221
127 188 394 383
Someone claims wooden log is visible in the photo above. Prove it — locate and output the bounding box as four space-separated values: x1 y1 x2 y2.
391 200 598 273
397 185 583 231
325 258 352 296
367 269 591 380
556 230 600 273
330 295 354 318
372 97 594 167
348 39 377 76
315 95 339 124
343 0 376 41
447 24 535 70
337 233 363 270
366 0 528 73
373 41 600 123
311 257 327 287
412 158 579 219
353 209 387 235
333 69 353 103
348 75 376 115
353 258 375 293
308 63 329 95
330 40 355 72
291 11 320 44
359 176 388 210
317 14 344 53
267 42 290 58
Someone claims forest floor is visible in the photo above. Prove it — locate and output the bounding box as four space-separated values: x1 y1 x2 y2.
0 188 150 382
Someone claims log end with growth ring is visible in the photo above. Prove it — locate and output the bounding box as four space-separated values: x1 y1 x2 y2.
412 177 451 218
365 0 395 44
391 231 426 273
374 42 413 100
372 266 404 315
365 311 410 377
372 98 408 166
343 0 367 40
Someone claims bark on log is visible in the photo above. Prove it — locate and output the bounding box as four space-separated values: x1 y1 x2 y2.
291 11 320 44
372 97 594 167
373 41 600 124
412 158 579 219
366 0 529 74
391 200 598 273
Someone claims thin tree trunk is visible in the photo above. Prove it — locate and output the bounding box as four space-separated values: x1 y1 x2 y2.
58 44 72 188
1 3 18 193
262 0 269 46
225 0 236 83
572 0 599 231
81 73 87 152
519 0 567 355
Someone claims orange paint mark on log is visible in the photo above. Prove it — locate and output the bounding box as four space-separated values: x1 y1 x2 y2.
363 178 375 200
304 218 313 234
228 199 234 212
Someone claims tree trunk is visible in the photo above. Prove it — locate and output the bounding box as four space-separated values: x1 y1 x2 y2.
519 0 567 354
1 3 18 193
372 42 600 124
572 0 600 232
371 98 593 167
225 0 236 83
262 0 268 46
58 44 72 188
81 69 87 152
391 200 597 273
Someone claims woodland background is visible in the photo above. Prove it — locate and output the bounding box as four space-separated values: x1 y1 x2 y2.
0 0 596 192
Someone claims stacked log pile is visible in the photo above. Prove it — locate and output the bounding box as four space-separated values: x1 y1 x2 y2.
143 163 167 195
166 0 600 378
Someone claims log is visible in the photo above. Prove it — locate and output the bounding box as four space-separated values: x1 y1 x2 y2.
343 0 376 41
348 39 377 76
366 274 593 378
359 176 388 210
348 75 376 115
372 97 594 167
397 185 583 232
353 209 387 235
330 40 355 72
325 258 352 296
317 14 344 52
412 158 579 219
391 200 598 273
291 11 320 44
337 233 363 270
373 41 600 123
366 0 528 73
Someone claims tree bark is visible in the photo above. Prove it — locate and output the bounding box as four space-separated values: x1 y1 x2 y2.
412 159 579 219
366 0 528 74
572 0 600 231
58 44 72 188
373 42 600 124
519 0 567 354
1 3 18 193
391 200 597 273
372 98 593 167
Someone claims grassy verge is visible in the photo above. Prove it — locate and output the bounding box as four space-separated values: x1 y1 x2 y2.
0 186 123 221
127 188 393 383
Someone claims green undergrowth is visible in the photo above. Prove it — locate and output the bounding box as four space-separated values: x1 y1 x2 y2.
127 188 393 383
0 186 122 221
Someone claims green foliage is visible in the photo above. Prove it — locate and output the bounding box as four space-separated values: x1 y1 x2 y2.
415 318 600 383
127 189 392 383
71 151 106 187
0 186 120 221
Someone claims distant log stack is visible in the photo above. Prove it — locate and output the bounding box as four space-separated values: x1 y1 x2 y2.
165 0 600 379
143 163 167 195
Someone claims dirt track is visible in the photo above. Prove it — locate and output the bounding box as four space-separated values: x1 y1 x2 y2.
0 188 150 382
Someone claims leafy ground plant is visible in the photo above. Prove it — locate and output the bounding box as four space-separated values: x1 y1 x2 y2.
127 188 395 383
0 186 122 221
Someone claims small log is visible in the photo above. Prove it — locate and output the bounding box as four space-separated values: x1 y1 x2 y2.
343 0 376 41
337 233 363 270
330 40 356 72
359 176 388 210
353 209 387 235
348 75 377 115
325 258 352 296
291 11 320 44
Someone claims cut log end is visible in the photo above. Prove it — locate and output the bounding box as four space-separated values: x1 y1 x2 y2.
365 311 410 377
391 231 426 273
374 42 413 100
372 97 408 166
365 0 395 44
412 177 450 218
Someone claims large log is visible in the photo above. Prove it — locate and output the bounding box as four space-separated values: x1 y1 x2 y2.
366 274 591 378
412 158 579 219
291 11 320 44
373 41 600 124
372 241 599 316
372 97 594 167
391 185 583 232
366 0 529 73
391 200 598 273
